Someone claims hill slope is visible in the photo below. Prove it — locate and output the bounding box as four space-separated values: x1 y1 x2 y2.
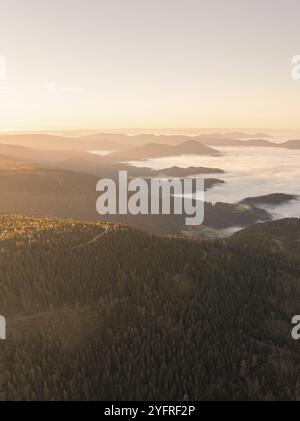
0 215 300 400
0 158 268 234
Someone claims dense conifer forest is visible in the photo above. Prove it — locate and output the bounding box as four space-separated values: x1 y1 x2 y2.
0 214 300 400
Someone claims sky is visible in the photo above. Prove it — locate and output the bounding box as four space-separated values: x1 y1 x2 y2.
0 0 300 131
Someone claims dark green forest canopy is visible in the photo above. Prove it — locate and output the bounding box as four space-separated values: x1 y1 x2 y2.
0 214 300 400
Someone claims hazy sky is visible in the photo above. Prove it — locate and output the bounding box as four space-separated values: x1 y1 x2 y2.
0 0 300 131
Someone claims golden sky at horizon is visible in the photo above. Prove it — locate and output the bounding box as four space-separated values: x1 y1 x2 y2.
0 0 300 131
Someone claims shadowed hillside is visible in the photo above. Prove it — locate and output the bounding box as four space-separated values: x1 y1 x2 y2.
0 158 269 234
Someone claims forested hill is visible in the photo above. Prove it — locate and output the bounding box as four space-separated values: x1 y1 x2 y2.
1 214 300 400
0 159 269 234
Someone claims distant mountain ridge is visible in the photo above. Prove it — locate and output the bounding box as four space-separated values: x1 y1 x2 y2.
105 140 221 162
241 193 297 206
1 132 300 153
